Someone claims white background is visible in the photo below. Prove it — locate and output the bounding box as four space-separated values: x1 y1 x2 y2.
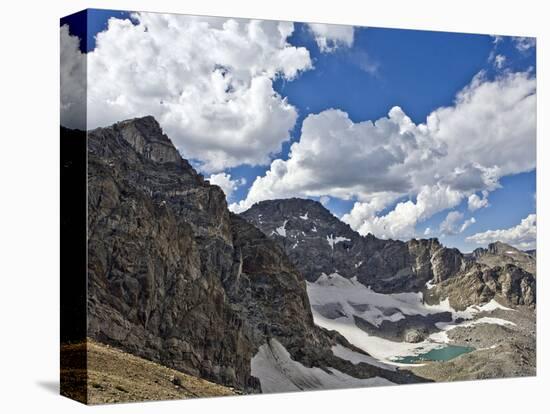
0 0 547 412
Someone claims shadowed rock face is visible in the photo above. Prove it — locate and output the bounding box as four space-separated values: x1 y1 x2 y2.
85 116 425 392
240 199 536 308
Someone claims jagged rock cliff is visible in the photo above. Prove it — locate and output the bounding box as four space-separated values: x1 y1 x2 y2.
85 116 423 392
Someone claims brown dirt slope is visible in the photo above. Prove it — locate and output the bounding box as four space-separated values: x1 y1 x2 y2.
61 340 237 405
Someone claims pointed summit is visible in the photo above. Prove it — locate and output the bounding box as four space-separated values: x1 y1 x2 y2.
113 116 182 164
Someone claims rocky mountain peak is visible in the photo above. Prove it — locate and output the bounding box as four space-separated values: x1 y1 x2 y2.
240 199 467 292
110 115 183 164
471 241 536 275
250 198 339 221
487 241 519 255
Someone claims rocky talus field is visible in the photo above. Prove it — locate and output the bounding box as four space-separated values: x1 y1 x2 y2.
62 116 536 403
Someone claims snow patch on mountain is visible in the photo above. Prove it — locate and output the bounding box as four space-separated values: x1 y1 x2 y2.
273 220 288 237
431 316 516 343
251 338 395 393
326 234 351 249
331 345 397 371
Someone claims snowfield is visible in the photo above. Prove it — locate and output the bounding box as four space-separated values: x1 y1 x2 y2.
326 234 351 249
251 339 395 393
331 344 397 371
273 220 288 237
306 272 516 365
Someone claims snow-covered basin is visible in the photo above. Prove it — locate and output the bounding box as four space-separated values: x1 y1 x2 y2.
306 273 515 366
251 338 395 393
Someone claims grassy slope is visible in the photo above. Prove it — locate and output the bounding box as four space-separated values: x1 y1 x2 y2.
61 339 237 405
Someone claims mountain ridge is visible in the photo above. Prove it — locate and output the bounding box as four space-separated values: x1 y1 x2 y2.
240 198 535 308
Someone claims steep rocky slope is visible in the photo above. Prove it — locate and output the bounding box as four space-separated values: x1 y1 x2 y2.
85 116 424 397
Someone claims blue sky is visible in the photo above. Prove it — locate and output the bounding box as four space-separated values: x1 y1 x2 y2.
61 10 536 252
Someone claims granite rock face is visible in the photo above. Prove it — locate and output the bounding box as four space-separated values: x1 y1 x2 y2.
85 116 423 392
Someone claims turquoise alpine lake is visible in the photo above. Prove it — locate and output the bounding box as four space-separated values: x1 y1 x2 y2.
392 345 475 364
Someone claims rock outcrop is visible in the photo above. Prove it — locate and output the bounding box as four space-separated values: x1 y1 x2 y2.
469 241 536 276
425 263 536 310
85 116 424 393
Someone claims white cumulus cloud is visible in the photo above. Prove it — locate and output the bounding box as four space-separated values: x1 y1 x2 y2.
460 217 476 233
493 54 506 69
319 195 331 206
342 185 463 240
60 25 86 130
468 191 490 211
466 214 536 250
307 23 354 52
513 37 536 52
440 211 464 235
232 71 536 240
61 13 313 172
439 211 475 236
207 172 246 200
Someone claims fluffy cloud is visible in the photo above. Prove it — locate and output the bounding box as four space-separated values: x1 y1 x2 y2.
232 71 536 240
319 195 331 206
460 217 476 233
207 173 246 200
468 191 490 211
513 37 536 52
466 214 536 250
440 211 464 235
493 54 506 69
344 187 476 240
60 25 86 130
439 211 475 236
339 185 463 240
307 23 354 52
61 13 313 172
